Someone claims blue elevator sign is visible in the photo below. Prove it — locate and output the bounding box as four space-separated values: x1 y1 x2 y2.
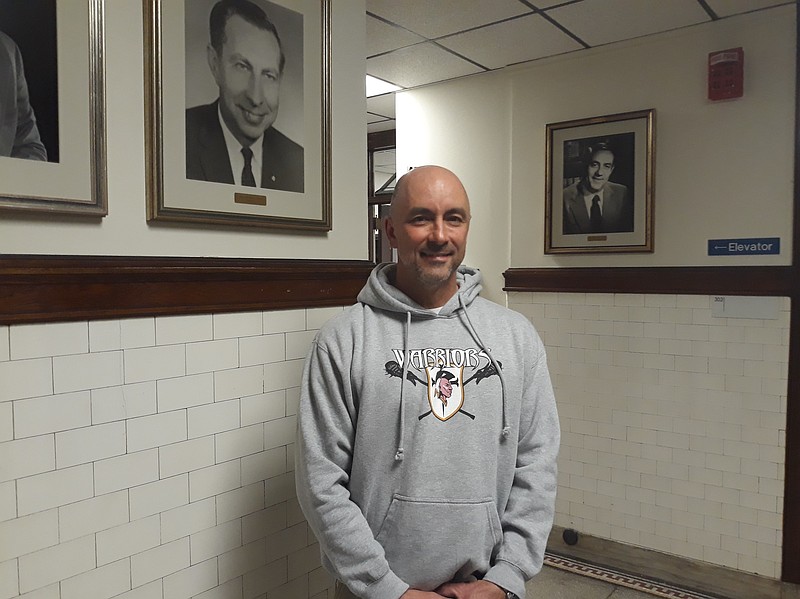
707 238 780 256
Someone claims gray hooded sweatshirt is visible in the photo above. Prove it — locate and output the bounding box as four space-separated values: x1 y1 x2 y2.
296 264 560 599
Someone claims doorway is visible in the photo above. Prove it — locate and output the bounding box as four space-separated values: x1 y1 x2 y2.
368 130 396 263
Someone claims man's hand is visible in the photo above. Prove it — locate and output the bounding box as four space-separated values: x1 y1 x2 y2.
400 590 447 598
436 580 506 598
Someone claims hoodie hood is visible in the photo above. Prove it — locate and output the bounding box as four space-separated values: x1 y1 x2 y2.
357 263 483 317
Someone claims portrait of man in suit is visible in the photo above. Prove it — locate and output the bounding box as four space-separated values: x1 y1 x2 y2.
562 142 633 235
0 0 59 163
185 0 304 192
0 30 46 161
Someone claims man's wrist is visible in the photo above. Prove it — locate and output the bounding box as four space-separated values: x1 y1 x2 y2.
488 581 517 599
496 583 518 599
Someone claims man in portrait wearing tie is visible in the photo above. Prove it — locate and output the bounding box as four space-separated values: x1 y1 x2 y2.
562 143 631 235
0 30 47 161
185 0 304 192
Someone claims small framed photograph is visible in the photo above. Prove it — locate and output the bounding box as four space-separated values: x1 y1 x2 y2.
0 0 107 216
144 0 331 230
545 109 655 254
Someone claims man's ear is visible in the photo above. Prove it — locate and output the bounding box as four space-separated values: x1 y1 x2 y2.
384 217 398 249
207 44 222 85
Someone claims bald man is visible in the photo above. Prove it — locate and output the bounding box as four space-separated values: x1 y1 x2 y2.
296 166 560 599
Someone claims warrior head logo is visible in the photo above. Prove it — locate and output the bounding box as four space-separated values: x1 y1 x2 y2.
425 364 464 421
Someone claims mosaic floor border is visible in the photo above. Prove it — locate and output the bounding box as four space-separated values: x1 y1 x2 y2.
543 552 723 599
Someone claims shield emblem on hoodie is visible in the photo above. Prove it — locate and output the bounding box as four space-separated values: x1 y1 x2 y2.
425 365 464 421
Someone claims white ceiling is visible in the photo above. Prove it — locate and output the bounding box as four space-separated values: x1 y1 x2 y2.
366 0 791 133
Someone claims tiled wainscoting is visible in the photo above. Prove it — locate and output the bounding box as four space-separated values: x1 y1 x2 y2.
0 294 791 597
508 292 790 580
0 307 344 599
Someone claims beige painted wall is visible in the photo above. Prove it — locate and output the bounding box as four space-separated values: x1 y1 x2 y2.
395 71 512 305
397 6 795 298
509 6 795 268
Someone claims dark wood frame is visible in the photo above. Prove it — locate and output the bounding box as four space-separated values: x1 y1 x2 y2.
783 15 800 579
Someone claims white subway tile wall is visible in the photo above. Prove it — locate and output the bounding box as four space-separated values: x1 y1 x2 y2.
2 295 789 594
0 307 343 599
509 292 789 579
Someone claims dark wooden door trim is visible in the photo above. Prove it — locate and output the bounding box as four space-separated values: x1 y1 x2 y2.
783 11 800 581
0 255 374 324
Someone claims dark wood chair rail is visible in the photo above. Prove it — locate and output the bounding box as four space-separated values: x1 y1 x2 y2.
0 255 375 324
503 266 794 297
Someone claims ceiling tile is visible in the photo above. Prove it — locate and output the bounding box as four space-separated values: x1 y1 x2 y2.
367 14 425 57
367 0 532 39
704 0 789 17
362 0 785 110
439 13 584 69
367 42 485 88
548 0 711 47
367 93 396 119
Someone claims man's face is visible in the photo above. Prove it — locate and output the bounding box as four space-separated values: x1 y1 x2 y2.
386 167 470 296
439 377 453 399
208 14 282 147
584 149 615 193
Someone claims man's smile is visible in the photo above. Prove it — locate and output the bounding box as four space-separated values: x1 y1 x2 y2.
421 250 454 261
239 106 267 124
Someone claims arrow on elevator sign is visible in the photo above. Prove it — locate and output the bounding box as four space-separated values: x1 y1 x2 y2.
708 238 780 256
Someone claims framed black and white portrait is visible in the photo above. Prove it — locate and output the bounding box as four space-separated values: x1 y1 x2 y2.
145 0 331 231
545 109 654 254
0 0 107 216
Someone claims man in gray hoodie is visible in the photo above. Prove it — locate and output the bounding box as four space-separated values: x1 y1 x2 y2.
296 166 560 599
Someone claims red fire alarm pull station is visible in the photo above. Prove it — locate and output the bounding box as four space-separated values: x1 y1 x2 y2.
708 47 744 101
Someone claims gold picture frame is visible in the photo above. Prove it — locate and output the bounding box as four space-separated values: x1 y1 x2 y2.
144 0 332 231
545 109 655 254
0 0 107 216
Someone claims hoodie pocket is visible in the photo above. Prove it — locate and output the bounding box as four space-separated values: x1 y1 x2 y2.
374 494 502 590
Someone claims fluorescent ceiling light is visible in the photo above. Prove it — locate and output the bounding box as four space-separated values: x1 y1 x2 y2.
366 75 402 97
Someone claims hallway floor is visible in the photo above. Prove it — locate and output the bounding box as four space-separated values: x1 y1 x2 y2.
525 554 719 599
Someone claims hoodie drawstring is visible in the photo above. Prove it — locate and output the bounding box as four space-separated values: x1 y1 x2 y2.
395 311 411 461
458 294 511 440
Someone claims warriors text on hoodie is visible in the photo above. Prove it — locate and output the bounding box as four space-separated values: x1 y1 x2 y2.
296 264 560 599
